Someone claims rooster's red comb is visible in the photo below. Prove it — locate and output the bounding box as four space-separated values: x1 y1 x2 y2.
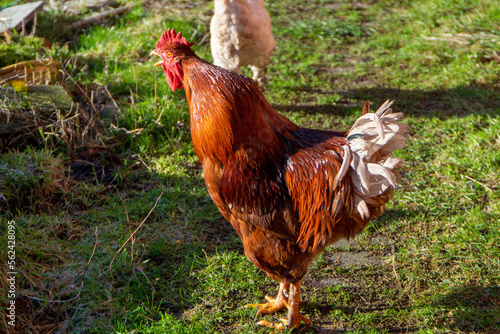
157 28 194 49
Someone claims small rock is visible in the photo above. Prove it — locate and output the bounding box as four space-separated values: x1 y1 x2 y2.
26 85 74 114
0 85 74 135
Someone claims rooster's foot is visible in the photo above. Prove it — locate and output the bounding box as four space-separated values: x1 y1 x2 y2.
256 312 312 330
245 294 289 315
256 318 287 330
245 282 289 315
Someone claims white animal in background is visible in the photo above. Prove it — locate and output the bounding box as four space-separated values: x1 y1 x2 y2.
210 0 275 85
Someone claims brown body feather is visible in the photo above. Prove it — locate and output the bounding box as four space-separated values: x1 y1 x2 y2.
152 29 407 328
182 56 376 283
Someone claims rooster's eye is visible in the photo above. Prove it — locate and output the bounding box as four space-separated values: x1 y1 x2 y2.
167 52 172 58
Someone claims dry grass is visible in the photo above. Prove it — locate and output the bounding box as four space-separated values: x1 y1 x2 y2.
0 147 70 212
1 77 108 157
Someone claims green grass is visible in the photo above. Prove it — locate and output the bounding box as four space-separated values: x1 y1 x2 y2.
1 0 499 333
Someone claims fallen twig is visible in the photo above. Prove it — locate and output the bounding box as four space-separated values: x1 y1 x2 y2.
135 266 156 302
422 32 499 45
68 3 134 30
26 281 84 304
103 85 122 114
87 227 99 269
464 175 494 193
109 186 164 270
59 64 98 115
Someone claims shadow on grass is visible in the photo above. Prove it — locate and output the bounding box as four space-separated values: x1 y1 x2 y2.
372 208 421 226
0 160 244 333
274 82 500 119
312 325 419 334
434 285 500 332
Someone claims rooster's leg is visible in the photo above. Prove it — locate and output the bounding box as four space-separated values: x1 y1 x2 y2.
244 282 289 315
285 279 312 328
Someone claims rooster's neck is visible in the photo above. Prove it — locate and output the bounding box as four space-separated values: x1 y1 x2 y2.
182 58 298 167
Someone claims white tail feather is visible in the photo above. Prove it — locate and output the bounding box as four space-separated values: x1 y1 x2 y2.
347 100 408 218
335 145 351 189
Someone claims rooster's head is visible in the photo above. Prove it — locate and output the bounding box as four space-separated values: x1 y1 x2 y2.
151 28 194 91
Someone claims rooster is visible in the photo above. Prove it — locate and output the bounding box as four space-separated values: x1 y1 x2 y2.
210 0 275 85
151 29 408 330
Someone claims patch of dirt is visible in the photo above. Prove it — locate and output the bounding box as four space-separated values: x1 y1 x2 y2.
313 277 352 289
314 66 356 75
370 235 395 245
304 236 397 292
304 248 386 289
324 251 382 268
70 160 116 184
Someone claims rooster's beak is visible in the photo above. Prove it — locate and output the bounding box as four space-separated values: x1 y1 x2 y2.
150 50 164 68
